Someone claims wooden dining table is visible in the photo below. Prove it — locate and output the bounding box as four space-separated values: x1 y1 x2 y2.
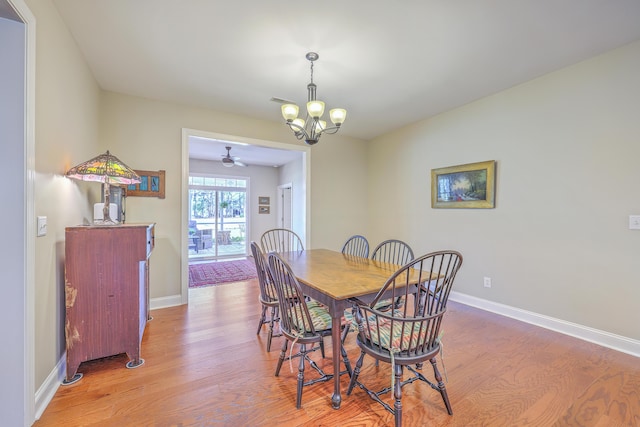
277 248 415 409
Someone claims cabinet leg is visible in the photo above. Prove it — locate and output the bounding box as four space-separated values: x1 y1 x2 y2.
126 358 145 369
62 373 83 385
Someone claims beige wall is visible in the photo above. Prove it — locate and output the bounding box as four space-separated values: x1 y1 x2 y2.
368 40 640 340
27 0 102 390
308 134 371 245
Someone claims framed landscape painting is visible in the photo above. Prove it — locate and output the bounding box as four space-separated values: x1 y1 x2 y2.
431 160 496 209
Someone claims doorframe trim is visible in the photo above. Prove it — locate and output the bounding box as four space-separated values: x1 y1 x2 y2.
6 0 36 423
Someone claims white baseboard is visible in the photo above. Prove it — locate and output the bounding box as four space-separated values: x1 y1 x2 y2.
450 291 640 358
34 355 65 420
150 294 183 310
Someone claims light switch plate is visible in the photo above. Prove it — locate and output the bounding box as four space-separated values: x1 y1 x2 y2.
37 216 47 237
629 215 640 230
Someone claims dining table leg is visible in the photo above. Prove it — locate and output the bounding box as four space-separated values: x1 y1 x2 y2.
331 311 342 409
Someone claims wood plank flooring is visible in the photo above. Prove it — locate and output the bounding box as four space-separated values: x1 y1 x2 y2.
34 279 640 426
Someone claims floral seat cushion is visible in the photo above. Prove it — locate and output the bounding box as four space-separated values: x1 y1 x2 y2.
360 311 433 352
290 300 332 332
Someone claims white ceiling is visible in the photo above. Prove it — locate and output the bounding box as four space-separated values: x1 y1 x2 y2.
189 135 302 167
52 0 640 164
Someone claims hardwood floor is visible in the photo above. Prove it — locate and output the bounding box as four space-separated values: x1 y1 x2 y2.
35 279 640 426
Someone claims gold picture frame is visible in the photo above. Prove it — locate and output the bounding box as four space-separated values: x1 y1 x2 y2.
127 170 166 199
258 196 270 205
431 160 495 208
258 206 270 214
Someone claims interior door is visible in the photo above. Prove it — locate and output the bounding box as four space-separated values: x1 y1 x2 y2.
278 185 292 229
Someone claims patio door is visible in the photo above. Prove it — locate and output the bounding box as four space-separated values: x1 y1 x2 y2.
188 176 247 260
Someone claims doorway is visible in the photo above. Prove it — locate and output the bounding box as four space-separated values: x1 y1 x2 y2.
181 128 311 304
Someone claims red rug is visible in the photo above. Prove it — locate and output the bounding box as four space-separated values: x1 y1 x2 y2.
189 258 258 288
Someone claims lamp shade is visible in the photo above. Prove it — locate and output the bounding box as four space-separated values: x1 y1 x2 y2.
307 100 325 118
292 118 305 131
281 104 299 122
66 150 141 185
66 150 140 225
329 108 347 125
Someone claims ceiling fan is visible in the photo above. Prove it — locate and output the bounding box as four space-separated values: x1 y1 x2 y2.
221 146 246 168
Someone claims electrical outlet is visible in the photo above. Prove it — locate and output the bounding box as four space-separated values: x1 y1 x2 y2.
483 277 492 288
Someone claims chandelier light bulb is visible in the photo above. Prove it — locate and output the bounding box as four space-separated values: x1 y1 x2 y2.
329 108 347 125
307 100 325 118
292 118 305 130
281 104 299 122
315 120 327 133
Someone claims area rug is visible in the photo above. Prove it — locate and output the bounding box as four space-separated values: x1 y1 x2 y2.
189 258 258 288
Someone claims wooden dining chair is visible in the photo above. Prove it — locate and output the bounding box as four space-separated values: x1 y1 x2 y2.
341 234 369 258
260 228 304 254
267 252 352 409
370 239 415 312
339 235 370 344
346 250 463 427
251 241 282 352
370 239 414 266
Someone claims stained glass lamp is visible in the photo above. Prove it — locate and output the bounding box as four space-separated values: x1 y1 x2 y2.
66 150 141 225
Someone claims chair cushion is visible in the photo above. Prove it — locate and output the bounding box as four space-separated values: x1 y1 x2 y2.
372 298 395 311
343 307 357 329
362 312 430 352
291 300 332 332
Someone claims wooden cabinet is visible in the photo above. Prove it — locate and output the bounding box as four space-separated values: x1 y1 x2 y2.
64 223 155 382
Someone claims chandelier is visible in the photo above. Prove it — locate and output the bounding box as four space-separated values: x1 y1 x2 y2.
280 52 347 145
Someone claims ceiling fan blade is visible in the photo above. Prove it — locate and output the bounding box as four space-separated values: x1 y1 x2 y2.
234 161 247 167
